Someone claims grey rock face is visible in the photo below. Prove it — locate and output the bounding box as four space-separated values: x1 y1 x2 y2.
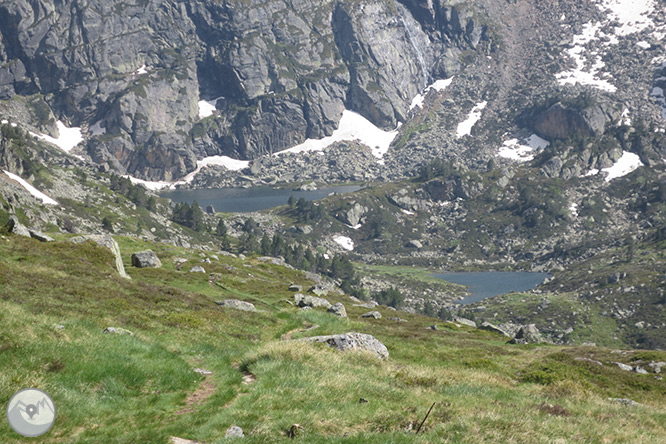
6 215 30 237
327 302 347 318
406 240 423 249
189 265 206 273
131 250 162 268
533 100 622 141
0 0 481 180
68 234 130 279
304 332 389 359
225 425 244 438
295 293 331 309
336 203 367 226
216 299 257 312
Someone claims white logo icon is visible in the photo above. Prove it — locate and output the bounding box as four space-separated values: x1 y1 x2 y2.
6 388 56 437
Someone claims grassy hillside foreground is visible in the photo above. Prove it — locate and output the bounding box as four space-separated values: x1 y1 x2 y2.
0 234 664 443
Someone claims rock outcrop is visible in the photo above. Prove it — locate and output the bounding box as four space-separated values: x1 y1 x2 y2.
303 332 389 359
216 299 257 312
294 293 331 309
0 0 483 180
68 234 130 279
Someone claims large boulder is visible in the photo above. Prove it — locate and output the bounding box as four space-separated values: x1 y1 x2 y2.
479 322 511 337
294 293 331 309
303 332 389 359
336 203 367 226
5 215 30 237
327 302 347 318
225 425 244 438
68 234 130 279
131 250 162 268
216 299 257 312
533 100 622 141
509 324 544 344
360 311 382 319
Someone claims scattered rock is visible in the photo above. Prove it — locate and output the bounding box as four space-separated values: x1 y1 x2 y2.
131 249 162 268
190 265 206 273
68 235 130 279
288 283 303 292
453 316 476 328
479 322 510 337
193 368 212 375
336 202 367 226
303 332 389 359
359 398 368 404
353 301 378 309
29 229 54 242
300 306 312 311
406 240 423 249
216 299 257 312
103 327 134 335
327 302 347 317
5 215 30 237
429 325 438 331
387 317 408 322
575 357 603 366
225 425 244 438
294 293 331 309
613 362 633 372
608 398 641 407
648 361 666 374
360 311 381 319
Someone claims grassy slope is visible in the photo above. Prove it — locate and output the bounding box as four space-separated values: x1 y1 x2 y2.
0 234 665 443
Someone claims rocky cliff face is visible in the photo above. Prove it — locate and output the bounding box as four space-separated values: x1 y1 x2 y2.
0 0 486 180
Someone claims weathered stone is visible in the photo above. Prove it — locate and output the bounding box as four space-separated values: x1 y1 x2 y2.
103 327 133 335
171 437 200 444
453 316 476 328
479 321 510 337
288 283 303 292
69 234 130 279
215 299 257 312
387 317 408 322
360 311 382 319
205 205 215 214
131 250 162 268
6 216 30 237
608 398 641 407
225 425 244 438
303 332 389 359
294 293 331 309
327 302 347 317
406 240 423 249
190 265 206 273
336 203 367 226
509 324 543 344
29 229 54 242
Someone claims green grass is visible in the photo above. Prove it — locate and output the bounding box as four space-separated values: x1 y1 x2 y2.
0 234 664 443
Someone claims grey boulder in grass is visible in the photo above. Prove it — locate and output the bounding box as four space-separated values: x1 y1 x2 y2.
302 332 389 359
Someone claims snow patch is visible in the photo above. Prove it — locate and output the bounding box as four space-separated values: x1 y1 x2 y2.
456 101 487 138
1 119 7 124
198 97 223 119
498 134 550 162
3 170 59 205
348 223 362 230
30 120 84 152
585 168 600 177
276 110 398 161
333 235 354 251
401 209 415 215
556 0 664 93
128 155 250 190
569 203 579 218
409 77 454 110
602 151 643 182
134 64 148 75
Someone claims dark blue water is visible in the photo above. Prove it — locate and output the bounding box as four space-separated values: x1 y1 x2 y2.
160 185 361 213
432 271 550 305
